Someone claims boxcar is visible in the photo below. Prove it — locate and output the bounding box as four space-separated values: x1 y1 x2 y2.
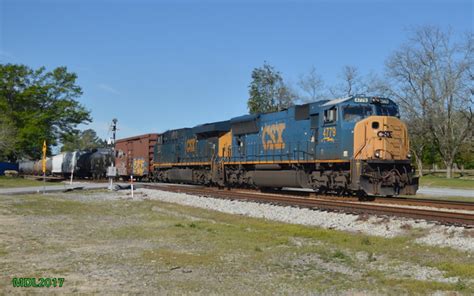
115 133 160 180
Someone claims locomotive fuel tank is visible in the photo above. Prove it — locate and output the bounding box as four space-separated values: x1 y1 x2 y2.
248 170 309 188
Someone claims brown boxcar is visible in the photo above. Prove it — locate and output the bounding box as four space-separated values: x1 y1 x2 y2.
115 133 160 180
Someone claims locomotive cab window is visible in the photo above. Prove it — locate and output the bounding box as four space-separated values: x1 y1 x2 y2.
324 107 337 124
375 105 399 117
343 105 373 122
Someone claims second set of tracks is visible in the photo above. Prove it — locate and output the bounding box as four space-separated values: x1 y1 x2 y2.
142 183 474 227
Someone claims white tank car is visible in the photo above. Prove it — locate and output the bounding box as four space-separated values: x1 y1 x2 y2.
52 153 65 175
19 160 35 175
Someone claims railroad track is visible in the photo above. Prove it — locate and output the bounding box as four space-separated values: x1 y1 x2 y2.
257 188 474 211
142 183 474 227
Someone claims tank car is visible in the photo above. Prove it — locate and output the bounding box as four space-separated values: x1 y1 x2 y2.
18 158 52 175
52 153 66 176
19 160 35 175
75 148 114 179
152 96 418 196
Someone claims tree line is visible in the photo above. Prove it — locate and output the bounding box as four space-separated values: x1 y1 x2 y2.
247 26 473 178
0 65 105 161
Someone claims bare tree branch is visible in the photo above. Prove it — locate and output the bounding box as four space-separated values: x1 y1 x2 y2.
386 25 473 178
297 66 326 102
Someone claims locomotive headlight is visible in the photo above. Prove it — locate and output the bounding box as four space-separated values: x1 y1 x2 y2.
407 153 412 159
374 150 381 158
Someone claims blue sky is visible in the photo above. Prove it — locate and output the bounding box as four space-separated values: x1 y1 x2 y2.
1 0 472 141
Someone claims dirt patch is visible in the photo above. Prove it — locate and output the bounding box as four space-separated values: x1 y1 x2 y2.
0 191 472 294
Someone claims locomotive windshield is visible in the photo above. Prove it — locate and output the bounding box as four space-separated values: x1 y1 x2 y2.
343 105 373 122
374 104 399 117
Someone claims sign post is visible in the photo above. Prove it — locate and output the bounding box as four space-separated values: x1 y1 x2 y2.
42 140 47 194
107 118 118 190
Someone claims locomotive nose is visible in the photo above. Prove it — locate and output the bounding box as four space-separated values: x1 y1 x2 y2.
351 115 418 196
353 116 410 161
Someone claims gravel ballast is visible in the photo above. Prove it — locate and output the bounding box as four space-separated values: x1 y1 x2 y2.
108 188 474 253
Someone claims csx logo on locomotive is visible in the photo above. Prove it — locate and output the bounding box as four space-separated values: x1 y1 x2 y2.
262 123 286 150
322 127 336 143
186 138 197 153
377 130 393 138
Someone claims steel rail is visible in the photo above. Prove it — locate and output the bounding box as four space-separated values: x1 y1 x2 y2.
257 188 474 211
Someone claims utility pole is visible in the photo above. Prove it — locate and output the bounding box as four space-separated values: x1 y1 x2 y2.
107 118 118 190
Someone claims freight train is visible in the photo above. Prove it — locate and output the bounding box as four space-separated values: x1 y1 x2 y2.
152 96 419 196
19 148 113 179
16 95 418 196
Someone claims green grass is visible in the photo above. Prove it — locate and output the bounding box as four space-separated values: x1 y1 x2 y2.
0 176 62 188
419 175 474 189
409 195 474 202
0 193 473 295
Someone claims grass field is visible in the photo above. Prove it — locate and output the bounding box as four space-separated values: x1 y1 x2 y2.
0 176 62 188
410 194 474 202
419 175 474 189
0 191 472 294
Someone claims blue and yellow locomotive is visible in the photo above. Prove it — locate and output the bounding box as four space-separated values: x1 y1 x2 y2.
153 96 419 196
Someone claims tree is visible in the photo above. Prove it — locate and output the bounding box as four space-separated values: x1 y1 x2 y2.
247 62 296 114
297 66 326 102
386 26 473 178
0 116 17 161
456 140 474 170
363 72 394 98
340 65 361 96
405 116 431 176
0 64 91 160
330 65 367 97
329 66 393 99
61 129 106 152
